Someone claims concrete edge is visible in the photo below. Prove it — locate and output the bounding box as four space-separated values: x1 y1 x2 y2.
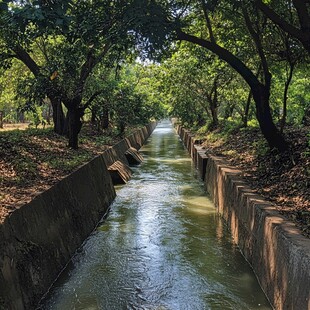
0 122 157 310
176 125 310 310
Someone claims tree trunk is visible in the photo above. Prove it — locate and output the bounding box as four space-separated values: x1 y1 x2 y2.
101 108 109 130
91 107 97 124
252 84 288 151
280 62 294 133
67 107 83 149
243 90 252 127
209 82 219 130
0 111 3 129
244 65 261 127
209 102 218 130
51 97 66 135
206 78 219 130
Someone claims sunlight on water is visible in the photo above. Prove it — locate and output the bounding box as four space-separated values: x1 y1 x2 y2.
39 120 271 310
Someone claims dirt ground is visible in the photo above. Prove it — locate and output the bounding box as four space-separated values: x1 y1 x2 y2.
0 123 118 223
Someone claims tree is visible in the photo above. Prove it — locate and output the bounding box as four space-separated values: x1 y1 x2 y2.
0 0 69 134
0 0 137 148
158 43 235 130
132 0 290 151
258 6 308 132
177 2 291 151
89 63 165 134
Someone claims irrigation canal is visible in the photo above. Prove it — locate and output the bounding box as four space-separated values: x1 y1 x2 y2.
40 120 271 310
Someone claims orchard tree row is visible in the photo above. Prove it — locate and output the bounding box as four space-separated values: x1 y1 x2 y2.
0 0 309 151
0 0 166 148
133 0 309 152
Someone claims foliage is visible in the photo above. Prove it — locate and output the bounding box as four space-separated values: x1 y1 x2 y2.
0 0 142 147
84 63 166 134
156 42 243 129
0 0 309 151
131 0 309 151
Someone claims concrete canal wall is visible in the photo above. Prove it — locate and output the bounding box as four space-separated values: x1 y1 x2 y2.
0 122 157 310
177 125 310 310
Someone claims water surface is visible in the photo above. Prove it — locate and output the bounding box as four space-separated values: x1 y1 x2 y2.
41 120 271 310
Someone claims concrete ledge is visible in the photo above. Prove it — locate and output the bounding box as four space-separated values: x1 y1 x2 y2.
103 122 156 183
194 145 208 181
102 123 156 168
125 147 144 165
0 122 157 310
103 139 131 167
177 125 310 310
108 160 133 184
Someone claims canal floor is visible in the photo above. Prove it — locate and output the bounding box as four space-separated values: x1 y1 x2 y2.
40 120 271 310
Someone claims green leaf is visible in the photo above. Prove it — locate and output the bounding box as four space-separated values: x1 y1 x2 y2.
55 18 64 26
0 3 8 11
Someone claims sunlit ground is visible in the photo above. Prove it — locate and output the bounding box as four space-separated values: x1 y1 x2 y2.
0 122 50 131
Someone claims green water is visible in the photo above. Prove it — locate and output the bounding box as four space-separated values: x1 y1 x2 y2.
40 120 271 310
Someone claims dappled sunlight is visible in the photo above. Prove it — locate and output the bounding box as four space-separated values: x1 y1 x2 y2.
179 196 216 215
183 204 215 215
230 210 239 244
145 156 192 165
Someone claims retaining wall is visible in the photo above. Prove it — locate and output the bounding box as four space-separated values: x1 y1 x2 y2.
177 125 310 310
0 122 157 310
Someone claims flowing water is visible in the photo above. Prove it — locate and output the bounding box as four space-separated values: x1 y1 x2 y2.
40 120 271 310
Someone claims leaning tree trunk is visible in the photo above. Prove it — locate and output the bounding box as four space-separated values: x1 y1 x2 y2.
252 84 289 152
67 107 83 149
209 102 219 130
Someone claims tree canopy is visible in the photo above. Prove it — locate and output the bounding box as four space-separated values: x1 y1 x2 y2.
0 0 309 152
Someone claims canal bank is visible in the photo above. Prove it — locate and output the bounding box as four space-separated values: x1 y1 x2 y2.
40 120 271 309
0 122 156 310
177 125 310 310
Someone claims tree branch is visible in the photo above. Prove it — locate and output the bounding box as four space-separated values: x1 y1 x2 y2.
13 45 41 77
75 43 112 101
201 0 216 43
83 90 105 110
175 29 260 90
292 0 310 32
255 0 310 53
255 0 301 39
242 6 271 88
